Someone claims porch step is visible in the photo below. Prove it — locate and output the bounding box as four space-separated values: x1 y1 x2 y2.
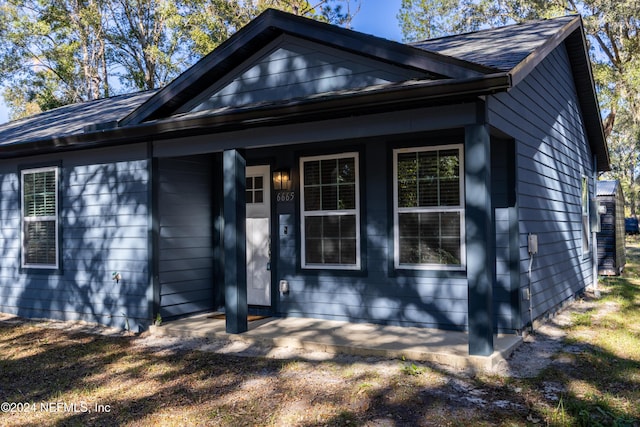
149 313 522 372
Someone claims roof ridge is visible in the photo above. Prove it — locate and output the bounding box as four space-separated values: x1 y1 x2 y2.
410 14 579 45
409 14 580 74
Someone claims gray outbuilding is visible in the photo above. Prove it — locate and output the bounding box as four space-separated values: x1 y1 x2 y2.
596 180 625 276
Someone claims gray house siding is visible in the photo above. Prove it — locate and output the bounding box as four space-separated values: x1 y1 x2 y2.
0 145 151 331
246 134 470 331
491 138 519 332
488 43 594 328
152 103 479 330
187 35 426 113
156 155 216 319
0 11 608 352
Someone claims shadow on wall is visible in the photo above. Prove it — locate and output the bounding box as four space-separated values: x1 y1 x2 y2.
8 155 151 332
489 42 595 329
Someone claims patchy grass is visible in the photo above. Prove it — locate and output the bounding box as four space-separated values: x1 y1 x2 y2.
1 239 640 426
527 236 640 427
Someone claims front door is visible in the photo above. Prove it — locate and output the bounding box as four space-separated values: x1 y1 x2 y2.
246 165 271 306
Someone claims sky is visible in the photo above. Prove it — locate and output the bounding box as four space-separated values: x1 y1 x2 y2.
0 0 404 125
351 0 404 41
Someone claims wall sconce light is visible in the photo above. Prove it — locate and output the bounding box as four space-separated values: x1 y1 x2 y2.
272 169 291 191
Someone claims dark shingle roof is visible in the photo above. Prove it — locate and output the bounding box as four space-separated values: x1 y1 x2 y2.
411 16 577 71
0 11 606 170
0 91 156 148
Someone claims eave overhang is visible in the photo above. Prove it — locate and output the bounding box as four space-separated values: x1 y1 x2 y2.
119 9 500 126
508 15 609 172
0 73 512 159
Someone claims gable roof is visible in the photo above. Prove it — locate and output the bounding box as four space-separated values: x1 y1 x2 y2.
412 16 577 74
597 180 621 197
120 8 499 126
412 15 608 170
0 9 608 170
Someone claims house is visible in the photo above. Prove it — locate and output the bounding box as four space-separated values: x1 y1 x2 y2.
0 9 608 356
596 180 625 275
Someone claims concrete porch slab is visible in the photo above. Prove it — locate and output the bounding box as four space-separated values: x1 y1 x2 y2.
150 313 523 372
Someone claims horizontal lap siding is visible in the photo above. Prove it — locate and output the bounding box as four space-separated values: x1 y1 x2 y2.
492 138 518 332
0 145 152 331
200 37 422 111
488 44 593 326
157 156 215 319
274 140 469 330
280 277 469 329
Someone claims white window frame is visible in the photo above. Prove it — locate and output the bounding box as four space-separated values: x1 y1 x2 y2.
393 144 465 270
300 152 361 270
21 166 59 269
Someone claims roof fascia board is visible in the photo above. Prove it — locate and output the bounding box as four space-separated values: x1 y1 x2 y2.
118 11 283 127
565 25 610 171
176 33 430 115
120 9 497 126
267 11 499 77
1 73 511 159
509 15 581 87
508 15 609 171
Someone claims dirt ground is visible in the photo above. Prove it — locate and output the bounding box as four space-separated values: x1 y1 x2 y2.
126 292 597 379
0 288 626 426
22 290 596 380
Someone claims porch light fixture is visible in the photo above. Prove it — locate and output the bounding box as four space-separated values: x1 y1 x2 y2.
272 169 291 191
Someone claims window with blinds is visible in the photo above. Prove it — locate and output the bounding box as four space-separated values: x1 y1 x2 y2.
300 152 360 269
393 145 465 270
22 167 59 269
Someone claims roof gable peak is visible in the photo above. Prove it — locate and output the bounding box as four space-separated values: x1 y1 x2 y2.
121 8 496 126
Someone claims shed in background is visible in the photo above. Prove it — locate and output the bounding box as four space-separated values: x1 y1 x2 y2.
597 180 626 276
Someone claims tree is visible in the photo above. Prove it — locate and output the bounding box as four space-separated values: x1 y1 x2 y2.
0 0 359 119
177 0 359 59
606 110 639 216
0 0 109 119
398 0 640 214
105 0 187 91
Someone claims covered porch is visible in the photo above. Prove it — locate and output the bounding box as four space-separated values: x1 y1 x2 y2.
149 313 522 372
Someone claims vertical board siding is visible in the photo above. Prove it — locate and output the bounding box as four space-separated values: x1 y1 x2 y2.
157 155 215 319
488 43 594 327
0 145 152 331
615 187 626 271
596 184 626 275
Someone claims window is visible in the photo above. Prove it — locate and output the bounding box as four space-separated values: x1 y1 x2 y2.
393 145 464 270
300 153 360 269
581 175 590 257
21 167 59 269
246 175 264 204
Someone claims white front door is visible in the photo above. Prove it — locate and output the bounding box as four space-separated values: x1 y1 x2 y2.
246 165 271 306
